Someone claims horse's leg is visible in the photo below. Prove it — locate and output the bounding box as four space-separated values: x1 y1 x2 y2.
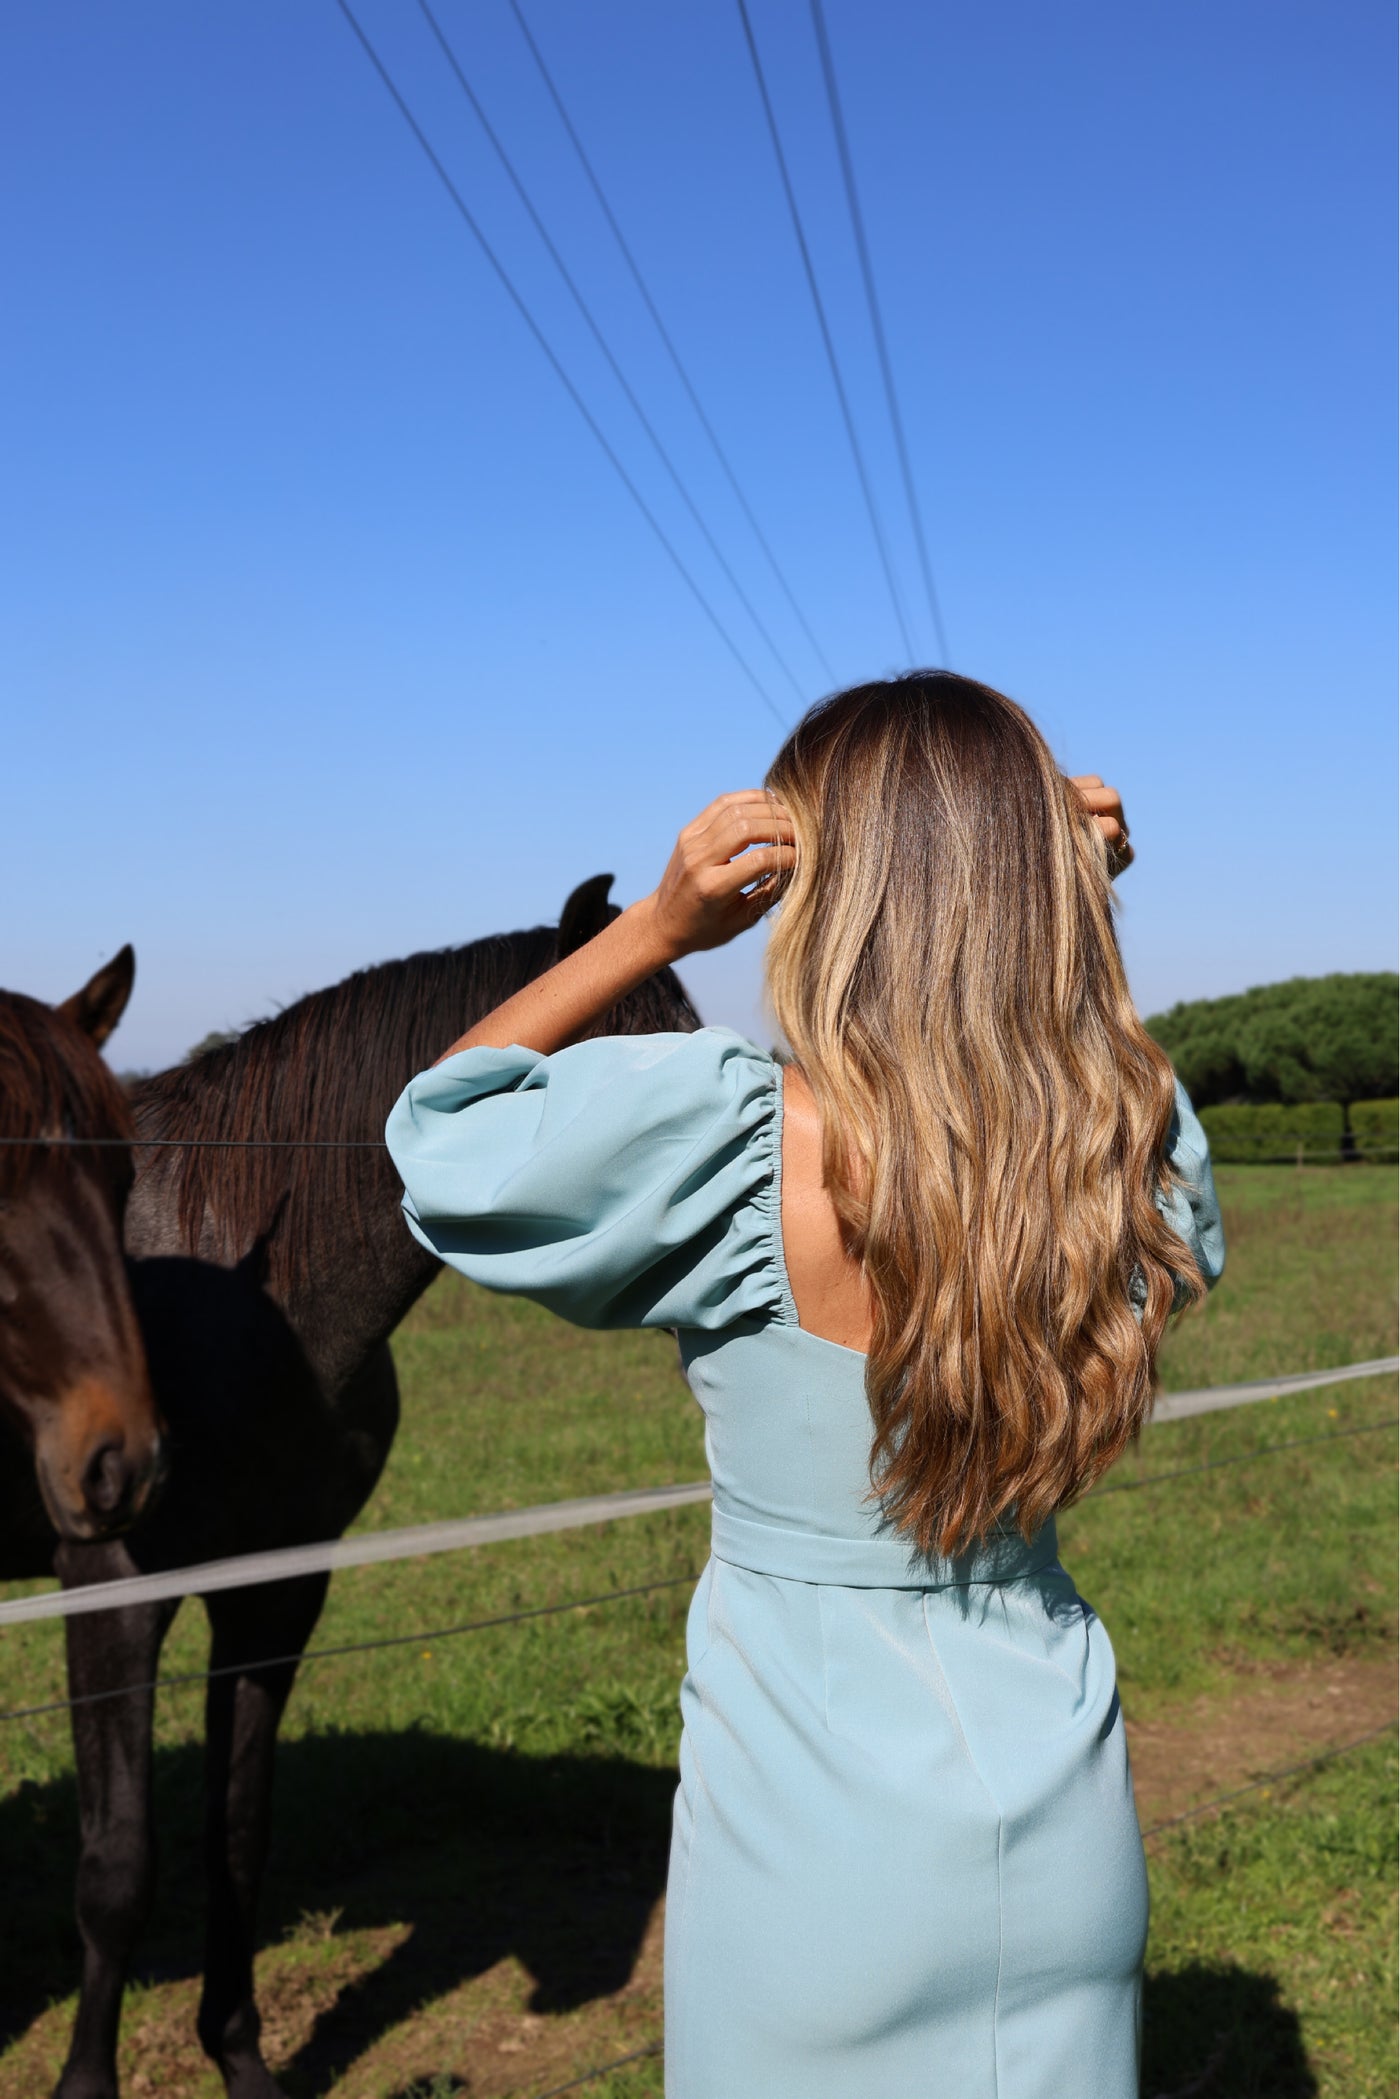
196 1570 330 2099
54 1546 179 2099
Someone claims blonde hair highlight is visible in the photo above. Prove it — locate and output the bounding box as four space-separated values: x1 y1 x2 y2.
765 673 1204 1557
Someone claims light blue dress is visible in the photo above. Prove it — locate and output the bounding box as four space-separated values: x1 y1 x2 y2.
386 1028 1224 2099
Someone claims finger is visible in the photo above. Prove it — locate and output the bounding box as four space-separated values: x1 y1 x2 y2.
694 789 793 826
698 794 795 838
703 843 798 898
1068 773 1104 793
738 879 784 923
679 792 768 844
694 807 797 859
722 808 796 852
1077 785 1129 840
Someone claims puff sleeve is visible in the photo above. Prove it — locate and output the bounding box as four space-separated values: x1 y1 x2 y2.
385 1027 785 1332
1159 1077 1226 1297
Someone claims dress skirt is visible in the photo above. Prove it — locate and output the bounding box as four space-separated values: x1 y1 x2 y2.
664 1537 1149 2099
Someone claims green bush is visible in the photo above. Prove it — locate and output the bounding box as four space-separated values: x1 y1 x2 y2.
1196 1099 1398 1163
1352 1098 1399 1163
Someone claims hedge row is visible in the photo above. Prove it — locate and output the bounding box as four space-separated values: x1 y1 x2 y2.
1197 1098 1398 1164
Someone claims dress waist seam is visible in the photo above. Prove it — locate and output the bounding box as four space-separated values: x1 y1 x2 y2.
709 1506 1059 1591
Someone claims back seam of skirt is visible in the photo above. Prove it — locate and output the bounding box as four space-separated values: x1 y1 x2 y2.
991 1813 1006 2098
920 1590 1008 2091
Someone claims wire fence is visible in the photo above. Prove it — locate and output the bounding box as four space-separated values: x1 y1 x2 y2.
3 1357 1394 1632
2 1362 1393 1719
5 1415 1393 1728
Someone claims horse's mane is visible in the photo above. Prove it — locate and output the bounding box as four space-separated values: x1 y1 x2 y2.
131 909 699 1288
0 992 134 1195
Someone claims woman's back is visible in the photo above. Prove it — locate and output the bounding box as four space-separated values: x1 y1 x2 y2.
778 1061 875 1353
388 1022 1222 2096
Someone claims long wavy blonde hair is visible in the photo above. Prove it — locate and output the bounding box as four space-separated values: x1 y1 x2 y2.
764 673 1204 1557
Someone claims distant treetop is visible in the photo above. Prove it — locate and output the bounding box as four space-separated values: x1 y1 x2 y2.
185 1028 241 1063
1145 973 1398 1120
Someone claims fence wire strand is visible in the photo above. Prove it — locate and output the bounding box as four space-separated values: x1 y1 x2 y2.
11 1132 1394 1158
1140 1718 1399 1841
537 2040 664 2097
1086 1413 1397 1500
0 1574 696 1726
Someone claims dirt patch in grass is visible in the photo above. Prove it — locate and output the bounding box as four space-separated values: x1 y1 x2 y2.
4 1647 1392 2099
1127 1647 1397 1835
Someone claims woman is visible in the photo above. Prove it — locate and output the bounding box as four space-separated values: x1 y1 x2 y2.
386 673 1224 2098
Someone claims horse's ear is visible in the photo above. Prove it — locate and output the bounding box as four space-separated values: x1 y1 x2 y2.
58 945 136 1048
558 875 620 957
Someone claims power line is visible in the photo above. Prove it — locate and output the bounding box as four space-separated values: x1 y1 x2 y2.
735 0 916 664
415 0 808 712
507 0 836 690
809 0 949 664
331 0 787 729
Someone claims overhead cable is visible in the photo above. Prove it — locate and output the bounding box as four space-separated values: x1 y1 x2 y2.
809 0 949 664
508 0 836 687
416 0 808 710
332 0 787 728
735 0 916 663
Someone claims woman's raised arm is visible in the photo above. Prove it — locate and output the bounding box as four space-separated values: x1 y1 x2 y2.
433 791 795 1063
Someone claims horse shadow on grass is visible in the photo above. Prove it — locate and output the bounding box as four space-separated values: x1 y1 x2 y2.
1142 1963 1317 2098
1 1725 676 2093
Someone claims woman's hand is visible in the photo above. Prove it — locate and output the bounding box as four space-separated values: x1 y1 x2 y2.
432 792 794 1062
1069 775 1133 877
644 792 797 960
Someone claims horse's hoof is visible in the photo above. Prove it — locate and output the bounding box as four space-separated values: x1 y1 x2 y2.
218 2060 290 2099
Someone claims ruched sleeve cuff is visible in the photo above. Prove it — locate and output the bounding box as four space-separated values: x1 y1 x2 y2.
384 1028 786 1333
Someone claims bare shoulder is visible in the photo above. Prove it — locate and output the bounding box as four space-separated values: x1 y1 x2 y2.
778 1063 873 1352
779 1061 823 1153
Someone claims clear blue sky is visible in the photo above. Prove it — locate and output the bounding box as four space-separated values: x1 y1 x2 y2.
3 1 1394 1071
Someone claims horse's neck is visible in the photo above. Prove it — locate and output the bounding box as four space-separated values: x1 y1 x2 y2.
124 958 528 1398
286 1156 443 1394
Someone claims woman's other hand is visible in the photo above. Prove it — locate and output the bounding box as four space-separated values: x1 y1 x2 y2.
645 792 797 959
1069 776 1133 876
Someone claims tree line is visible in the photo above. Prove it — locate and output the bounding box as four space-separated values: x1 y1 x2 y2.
1145 972 1398 1130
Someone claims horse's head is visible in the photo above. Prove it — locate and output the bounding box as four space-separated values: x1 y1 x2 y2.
557 875 703 1037
0 948 166 1541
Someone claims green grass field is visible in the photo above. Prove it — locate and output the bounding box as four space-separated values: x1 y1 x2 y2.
0 1163 1395 2098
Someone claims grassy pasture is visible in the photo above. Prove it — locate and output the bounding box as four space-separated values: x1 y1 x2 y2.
0 1163 1395 2097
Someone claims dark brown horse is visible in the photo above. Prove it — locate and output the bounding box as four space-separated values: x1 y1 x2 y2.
0 948 164 1564
48 878 699 2099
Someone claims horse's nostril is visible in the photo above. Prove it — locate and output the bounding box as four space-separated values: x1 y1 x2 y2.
81 1439 132 1519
